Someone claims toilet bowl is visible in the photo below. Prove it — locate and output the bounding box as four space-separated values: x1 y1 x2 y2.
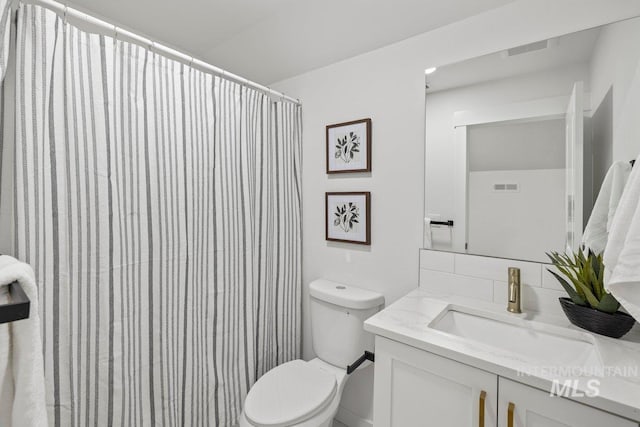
239 358 347 427
239 280 384 427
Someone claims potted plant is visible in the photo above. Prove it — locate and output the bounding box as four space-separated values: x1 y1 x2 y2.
547 251 636 338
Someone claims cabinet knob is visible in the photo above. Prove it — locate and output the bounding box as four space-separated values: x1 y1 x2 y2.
508 402 515 427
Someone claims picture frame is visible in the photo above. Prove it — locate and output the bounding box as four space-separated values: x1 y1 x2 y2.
325 192 371 245
326 118 372 174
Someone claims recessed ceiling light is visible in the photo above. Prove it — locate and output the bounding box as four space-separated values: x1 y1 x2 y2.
424 67 437 75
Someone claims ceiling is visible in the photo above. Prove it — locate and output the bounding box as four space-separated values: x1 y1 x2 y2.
426 26 602 92
65 0 515 84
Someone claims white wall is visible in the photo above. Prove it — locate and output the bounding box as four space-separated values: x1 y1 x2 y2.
272 2 640 425
590 89 613 200
468 119 566 172
466 120 566 262
468 169 565 263
589 16 640 162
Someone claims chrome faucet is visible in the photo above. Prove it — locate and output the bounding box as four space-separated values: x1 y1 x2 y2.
507 267 522 313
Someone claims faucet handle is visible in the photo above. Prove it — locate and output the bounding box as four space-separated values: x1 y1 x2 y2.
507 267 522 313
508 282 517 303
508 267 520 283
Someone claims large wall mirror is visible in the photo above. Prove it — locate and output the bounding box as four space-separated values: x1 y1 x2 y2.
424 16 640 263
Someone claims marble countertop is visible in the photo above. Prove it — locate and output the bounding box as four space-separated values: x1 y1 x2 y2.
364 289 640 422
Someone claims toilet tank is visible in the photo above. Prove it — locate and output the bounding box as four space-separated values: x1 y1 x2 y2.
309 279 385 368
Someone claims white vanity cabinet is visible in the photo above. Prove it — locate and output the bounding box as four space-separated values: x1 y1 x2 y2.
373 336 637 427
373 337 498 427
498 378 636 427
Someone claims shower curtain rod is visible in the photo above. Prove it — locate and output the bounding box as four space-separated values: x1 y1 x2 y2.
17 0 302 105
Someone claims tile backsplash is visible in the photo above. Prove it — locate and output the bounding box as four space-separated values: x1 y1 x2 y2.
419 249 566 317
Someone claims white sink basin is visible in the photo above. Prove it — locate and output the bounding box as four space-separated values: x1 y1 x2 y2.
430 306 602 370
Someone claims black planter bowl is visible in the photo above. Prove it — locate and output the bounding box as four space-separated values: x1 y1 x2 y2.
559 297 636 339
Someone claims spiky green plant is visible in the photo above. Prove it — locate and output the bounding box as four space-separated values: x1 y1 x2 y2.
546 251 620 314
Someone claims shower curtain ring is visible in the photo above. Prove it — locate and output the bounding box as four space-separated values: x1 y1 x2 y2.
114 26 118 41
189 56 194 68
63 5 68 24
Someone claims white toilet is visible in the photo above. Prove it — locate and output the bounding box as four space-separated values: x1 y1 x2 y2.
239 279 384 427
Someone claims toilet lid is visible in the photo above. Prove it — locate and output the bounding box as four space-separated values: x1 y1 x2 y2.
244 360 337 427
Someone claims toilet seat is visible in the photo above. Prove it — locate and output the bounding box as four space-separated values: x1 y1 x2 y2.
244 360 337 427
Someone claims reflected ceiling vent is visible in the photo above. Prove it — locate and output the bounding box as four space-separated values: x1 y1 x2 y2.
493 183 520 193
506 40 549 56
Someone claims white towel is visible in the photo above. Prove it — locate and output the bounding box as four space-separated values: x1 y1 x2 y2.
603 155 640 322
582 161 632 254
0 256 47 427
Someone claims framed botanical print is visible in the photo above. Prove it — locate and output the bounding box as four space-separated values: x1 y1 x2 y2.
326 118 371 173
325 192 371 245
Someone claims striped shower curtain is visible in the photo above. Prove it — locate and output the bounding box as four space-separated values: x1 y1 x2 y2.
13 4 302 426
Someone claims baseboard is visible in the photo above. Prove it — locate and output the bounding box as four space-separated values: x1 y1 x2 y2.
335 405 373 427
